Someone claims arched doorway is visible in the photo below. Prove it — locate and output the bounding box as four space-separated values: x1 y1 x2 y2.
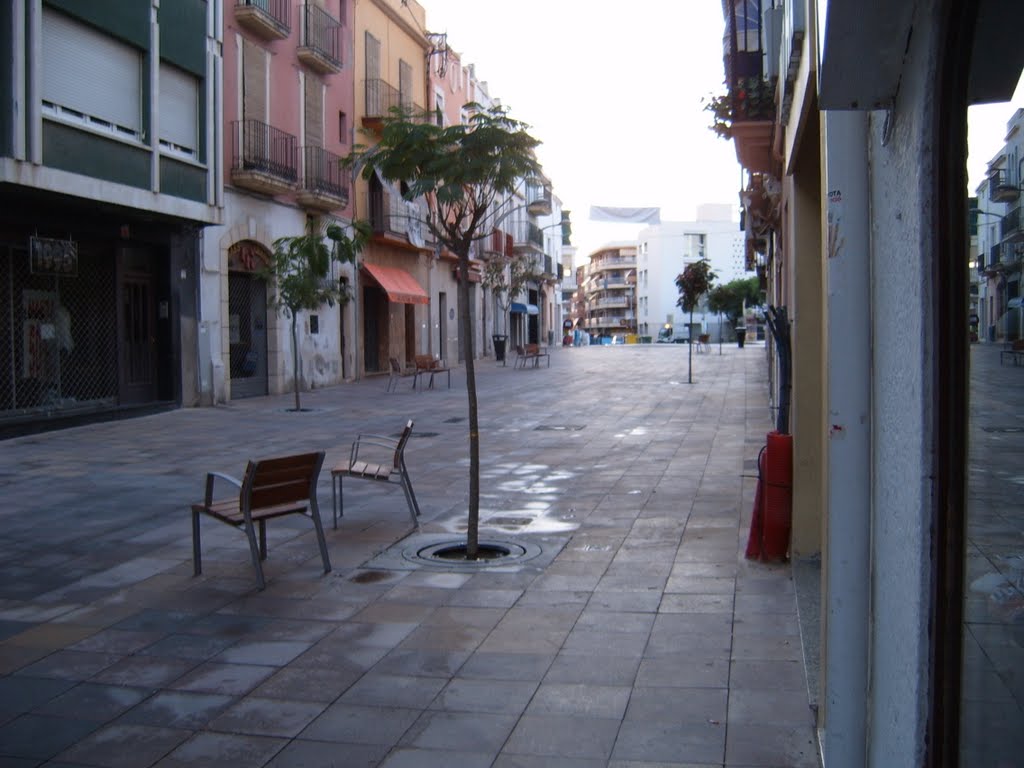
227 241 269 399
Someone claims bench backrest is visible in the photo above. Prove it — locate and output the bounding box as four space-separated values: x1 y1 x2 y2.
393 420 414 468
414 355 436 371
1013 340 1024 351
389 357 402 374
242 451 325 511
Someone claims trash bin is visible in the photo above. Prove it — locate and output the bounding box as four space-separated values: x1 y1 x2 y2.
492 334 508 363
736 327 747 348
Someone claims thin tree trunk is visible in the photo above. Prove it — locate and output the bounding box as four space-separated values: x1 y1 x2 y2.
457 249 479 559
688 308 694 384
292 313 301 411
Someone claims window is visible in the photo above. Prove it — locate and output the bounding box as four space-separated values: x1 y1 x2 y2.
434 90 445 127
338 111 347 143
304 76 323 147
159 63 199 159
41 7 143 140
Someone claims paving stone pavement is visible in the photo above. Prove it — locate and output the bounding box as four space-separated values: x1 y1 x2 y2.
0 343 820 767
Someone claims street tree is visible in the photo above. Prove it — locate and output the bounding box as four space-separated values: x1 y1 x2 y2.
675 259 716 384
348 104 542 559
707 275 762 332
481 250 543 357
262 220 370 411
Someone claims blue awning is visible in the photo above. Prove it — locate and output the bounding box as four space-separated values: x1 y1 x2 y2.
510 302 538 315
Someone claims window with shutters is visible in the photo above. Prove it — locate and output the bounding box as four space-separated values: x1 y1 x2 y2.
399 60 413 111
159 63 199 160
365 32 381 114
242 39 268 123
40 7 144 142
304 77 324 148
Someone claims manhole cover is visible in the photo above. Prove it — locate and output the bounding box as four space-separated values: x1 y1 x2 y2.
535 425 585 432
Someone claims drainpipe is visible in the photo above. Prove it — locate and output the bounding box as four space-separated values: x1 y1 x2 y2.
823 109 871 766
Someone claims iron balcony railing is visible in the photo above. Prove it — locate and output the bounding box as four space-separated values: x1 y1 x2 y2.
512 222 543 249
544 255 553 275
300 3 342 69
232 119 298 183
989 168 1020 202
364 79 421 120
1001 206 1022 241
301 145 349 203
482 229 512 256
235 0 291 35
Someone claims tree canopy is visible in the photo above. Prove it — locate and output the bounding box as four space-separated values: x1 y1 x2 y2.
707 276 762 327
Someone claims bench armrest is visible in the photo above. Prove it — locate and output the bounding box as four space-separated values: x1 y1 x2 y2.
350 435 400 466
203 471 242 505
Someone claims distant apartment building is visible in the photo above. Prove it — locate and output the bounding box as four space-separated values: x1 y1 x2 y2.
0 1 221 431
580 242 638 340
635 209 746 341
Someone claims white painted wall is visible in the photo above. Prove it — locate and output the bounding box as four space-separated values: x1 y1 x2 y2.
635 218 745 337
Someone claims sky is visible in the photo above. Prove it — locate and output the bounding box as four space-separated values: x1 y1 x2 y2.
420 2 1022 260
420 1 743 261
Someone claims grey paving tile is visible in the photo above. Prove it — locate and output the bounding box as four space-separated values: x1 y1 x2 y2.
503 714 620 760
625 686 728 724
117 690 235 729
207 696 327 738
430 677 538 715
211 640 313 666
401 709 517 752
264 738 386 767
169 661 277 696
724 723 819 767
32 683 151 722
0 675 77 715
493 757 607 768
54 723 191 768
89 655 197 688
727 687 815 726
300 702 420 745
13 650 122 681
378 747 494 768
0 714 100 761
152 731 286 768
250 663 363 702
338 673 446 709
526 682 631 719
635 656 730 689
729 660 808 692
543 652 641 686
611 719 725 764
135 632 239 660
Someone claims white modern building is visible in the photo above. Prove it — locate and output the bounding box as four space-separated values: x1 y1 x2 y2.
635 206 746 340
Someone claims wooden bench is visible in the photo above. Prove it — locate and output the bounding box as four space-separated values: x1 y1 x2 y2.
412 354 451 389
514 343 550 368
190 451 331 591
1000 339 1024 366
331 419 421 529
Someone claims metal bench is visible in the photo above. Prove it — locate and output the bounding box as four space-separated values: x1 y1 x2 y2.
331 419 421 529
190 451 331 590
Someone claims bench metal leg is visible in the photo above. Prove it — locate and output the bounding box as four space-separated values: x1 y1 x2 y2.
332 474 344 529
192 510 202 576
242 519 267 591
309 497 332 574
399 467 422 528
258 520 267 560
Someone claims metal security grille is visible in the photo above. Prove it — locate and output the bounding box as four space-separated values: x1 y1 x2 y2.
228 270 268 399
0 244 117 419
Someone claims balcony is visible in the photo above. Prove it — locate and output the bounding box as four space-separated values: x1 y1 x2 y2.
297 146 349 211
297 4 342 74
513 222 544 253
234 0 290 41
989 169 1020 203
525 179 552 217
230 120 298 195
1002 206 1024 243
363 79 422 130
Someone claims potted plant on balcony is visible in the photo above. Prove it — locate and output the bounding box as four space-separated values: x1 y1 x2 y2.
703 77 775 139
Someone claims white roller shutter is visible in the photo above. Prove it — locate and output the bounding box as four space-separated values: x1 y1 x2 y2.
41 7 142 136
159 64 199 155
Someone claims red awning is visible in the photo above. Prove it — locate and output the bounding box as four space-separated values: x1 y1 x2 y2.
361 263 429 305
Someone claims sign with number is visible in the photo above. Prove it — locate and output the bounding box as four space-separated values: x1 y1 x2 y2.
30 237 78 276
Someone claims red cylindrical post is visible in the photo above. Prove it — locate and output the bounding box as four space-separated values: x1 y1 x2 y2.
761 430 793 561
